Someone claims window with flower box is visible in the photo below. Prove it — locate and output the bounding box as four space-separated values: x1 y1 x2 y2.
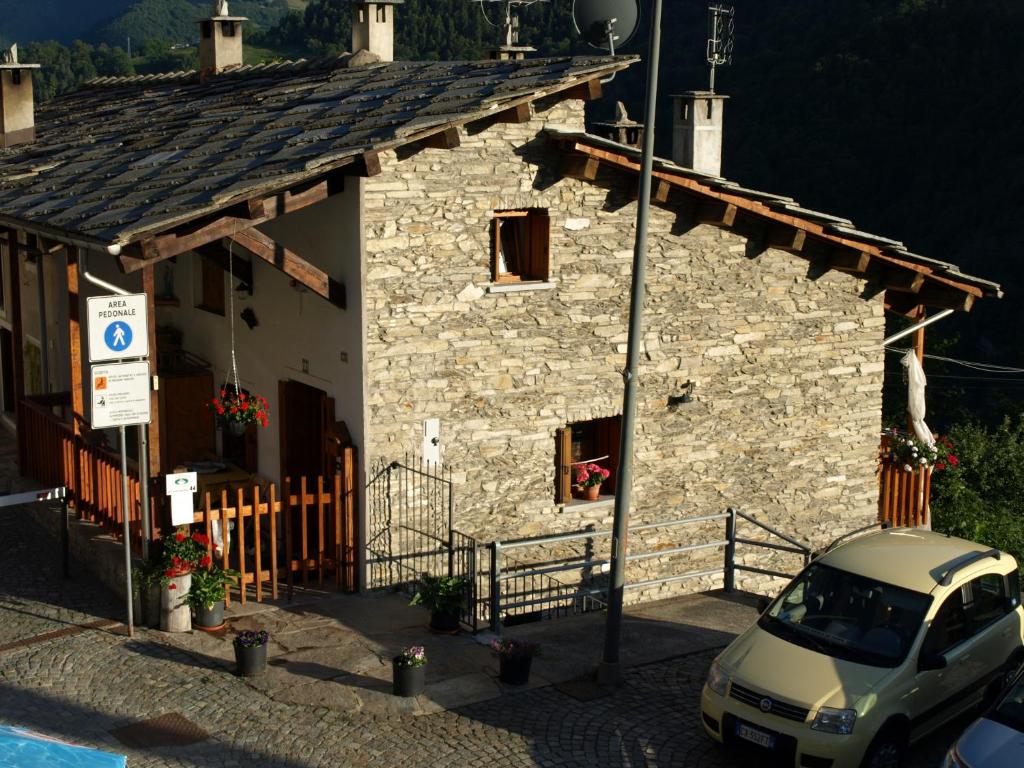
555 416 621 504
492 208 550 283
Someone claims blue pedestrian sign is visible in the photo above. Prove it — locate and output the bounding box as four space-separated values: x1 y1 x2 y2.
86 293 149 362
104 321 132 352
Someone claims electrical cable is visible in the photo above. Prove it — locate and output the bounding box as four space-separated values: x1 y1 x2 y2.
885 347 1024 374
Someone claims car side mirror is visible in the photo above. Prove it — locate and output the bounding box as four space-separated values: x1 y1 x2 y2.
919 652 948 672
756 595 771 614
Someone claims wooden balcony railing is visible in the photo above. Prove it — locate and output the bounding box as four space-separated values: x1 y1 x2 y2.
878 434 932 528
18 394 358 598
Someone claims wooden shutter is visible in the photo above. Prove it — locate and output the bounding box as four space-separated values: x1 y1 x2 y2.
527 210 550 280
199 257 225 315
595 416 621 494
555 426 572 504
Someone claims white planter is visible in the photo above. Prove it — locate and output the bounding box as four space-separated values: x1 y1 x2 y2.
160 572 192 632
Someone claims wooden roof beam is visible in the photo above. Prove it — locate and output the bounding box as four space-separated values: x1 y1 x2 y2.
879 268 925 294
492 102 532 125
764 224 806 253
563 78 602 102
419 126 461 150
227 228 345 309
915 282 975 312
696 200 737 227
560 155 600 182
195 242 254 293
828 248 871 274
343 150 381 177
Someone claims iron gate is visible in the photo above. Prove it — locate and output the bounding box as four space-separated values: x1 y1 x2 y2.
365 456 477 629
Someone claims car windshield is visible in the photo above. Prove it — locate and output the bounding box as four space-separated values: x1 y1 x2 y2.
992 676 1024 733
758 562 931 667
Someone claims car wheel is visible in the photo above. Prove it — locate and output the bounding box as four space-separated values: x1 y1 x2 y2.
860 727 905 768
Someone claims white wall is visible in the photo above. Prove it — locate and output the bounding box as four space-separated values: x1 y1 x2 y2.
155 184 365 481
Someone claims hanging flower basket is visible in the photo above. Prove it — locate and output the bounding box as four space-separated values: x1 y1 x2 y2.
209 388 270 431
880 428 957 473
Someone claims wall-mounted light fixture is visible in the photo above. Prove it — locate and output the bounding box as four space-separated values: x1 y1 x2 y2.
667 380 696 409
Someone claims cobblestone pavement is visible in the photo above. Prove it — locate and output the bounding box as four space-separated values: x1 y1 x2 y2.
0 437 964 767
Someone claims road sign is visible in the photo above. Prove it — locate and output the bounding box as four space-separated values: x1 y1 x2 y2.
90 361 151 429
87 293 149 362
165 471 198 526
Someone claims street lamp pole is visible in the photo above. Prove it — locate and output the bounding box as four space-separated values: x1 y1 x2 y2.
598 0 664 687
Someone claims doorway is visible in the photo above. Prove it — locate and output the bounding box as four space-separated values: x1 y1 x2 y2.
279 379 328 484
0 328 14 414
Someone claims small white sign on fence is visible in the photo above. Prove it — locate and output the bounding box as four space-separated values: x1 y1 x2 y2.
165 471 198 526
90 361 152 429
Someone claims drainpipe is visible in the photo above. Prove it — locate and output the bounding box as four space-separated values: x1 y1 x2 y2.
881 309 954 347
79 248 152 560
34 247 49 394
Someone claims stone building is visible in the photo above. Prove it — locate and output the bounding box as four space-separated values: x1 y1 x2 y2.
0 3 1001 605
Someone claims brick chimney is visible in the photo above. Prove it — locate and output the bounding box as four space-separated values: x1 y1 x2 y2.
351 0 403 63
671 91 728 177
198 1 247 74
0 45 40 148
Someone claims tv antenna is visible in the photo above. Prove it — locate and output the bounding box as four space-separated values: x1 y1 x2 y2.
476 1 550 58
706 4 735 93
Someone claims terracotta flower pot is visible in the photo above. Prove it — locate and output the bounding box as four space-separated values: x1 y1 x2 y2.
583 483 601 501
160 572 192 632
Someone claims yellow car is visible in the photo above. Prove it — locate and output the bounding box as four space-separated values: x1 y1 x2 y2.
701 529 1024 768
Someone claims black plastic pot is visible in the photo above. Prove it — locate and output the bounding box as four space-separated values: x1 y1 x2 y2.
498 654 533 685
195 600 225 629
141 583 162 628
429 609 460 633
234 640 268 676
392 657 426 697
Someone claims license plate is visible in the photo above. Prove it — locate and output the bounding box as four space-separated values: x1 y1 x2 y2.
735 721 776 749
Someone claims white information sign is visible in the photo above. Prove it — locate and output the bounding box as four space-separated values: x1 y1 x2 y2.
86 293 149 362
90 361 152 429
165 471 198 526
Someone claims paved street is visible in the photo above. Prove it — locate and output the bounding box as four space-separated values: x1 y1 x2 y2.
0 435 964 767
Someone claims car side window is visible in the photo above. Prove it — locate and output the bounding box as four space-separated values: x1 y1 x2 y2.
922 586 969 656
972 573 1008 631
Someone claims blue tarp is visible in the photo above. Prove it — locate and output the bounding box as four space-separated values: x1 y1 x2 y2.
0 726 127 767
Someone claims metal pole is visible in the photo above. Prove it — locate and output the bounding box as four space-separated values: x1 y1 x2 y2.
489 542 502 635
138 426 151 560
598 0 664 687
119 426 134 637
724 507 736 593
61 488 70 579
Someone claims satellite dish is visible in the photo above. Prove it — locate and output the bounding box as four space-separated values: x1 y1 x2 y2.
572 0 641 52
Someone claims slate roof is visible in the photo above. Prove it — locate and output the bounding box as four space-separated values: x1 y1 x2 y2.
0 55 634 247
547 129 1003 299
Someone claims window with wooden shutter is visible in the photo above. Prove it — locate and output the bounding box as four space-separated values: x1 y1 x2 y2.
492 208 550 283
196 256 225 316
555 416 621 504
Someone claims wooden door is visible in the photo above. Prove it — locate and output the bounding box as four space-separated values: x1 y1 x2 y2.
0 328 13 414
279 379 327 485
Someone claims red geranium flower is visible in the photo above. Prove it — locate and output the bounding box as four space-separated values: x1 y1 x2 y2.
948 455 959 466
175 533 185 542
200 555 212 568
168 583 176 590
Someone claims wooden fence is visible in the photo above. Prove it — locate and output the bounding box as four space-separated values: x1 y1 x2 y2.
878 435 932 528
19 394 358 600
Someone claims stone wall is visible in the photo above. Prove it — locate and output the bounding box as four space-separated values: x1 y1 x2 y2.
361 97 885 597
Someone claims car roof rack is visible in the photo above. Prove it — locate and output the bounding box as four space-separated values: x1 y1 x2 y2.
938 549 1002 586
812 521 891 560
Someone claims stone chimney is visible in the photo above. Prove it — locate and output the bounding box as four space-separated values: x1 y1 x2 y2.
671 91 728 177
351 0 403 63
198 1 247 74
0 45 40 148
592 102 644 150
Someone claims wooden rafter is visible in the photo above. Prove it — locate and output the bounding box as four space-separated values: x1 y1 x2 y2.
564 79 602 102
420 126 461 150
561 155 600 181
552 139 987 310
227 228 345 309
195 241 254 292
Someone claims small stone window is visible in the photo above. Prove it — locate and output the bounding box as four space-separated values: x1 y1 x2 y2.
492 208 550 283
555 416 621 504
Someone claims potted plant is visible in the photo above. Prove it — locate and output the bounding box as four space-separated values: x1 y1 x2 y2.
159 528 208 632
491 638 540 685
209 387 270 435
409 574 467 632
233 629 269 676
392 645 427 697
186 564 238 631
575 462 611 501
132 556 164 629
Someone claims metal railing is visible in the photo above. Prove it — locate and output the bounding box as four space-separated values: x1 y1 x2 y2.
1 486 69 577
487 512 731 633
724 507 812 592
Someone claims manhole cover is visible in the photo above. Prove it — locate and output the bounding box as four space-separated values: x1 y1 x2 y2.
110 712 209 748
